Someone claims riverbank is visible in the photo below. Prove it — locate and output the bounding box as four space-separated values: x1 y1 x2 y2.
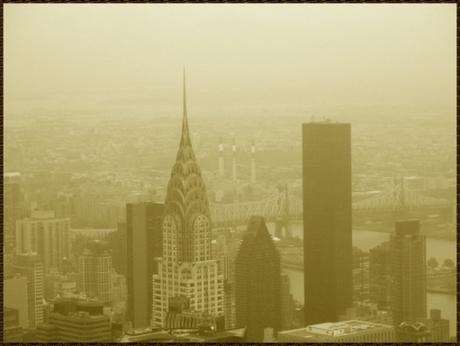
353 224 456 241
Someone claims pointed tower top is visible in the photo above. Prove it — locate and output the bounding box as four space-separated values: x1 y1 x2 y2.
180 67 192 148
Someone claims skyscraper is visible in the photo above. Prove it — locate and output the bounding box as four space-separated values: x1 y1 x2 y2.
126 202 164 330
391 220 426 326
369 241 391 310
11 253 45 328
151 71 224 328
16 210 71 273
235 216 281 342
302 122 352 325
4 173 24 262
78 240 112 304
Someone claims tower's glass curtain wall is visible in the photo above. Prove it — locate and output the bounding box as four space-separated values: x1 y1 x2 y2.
302 122 352 325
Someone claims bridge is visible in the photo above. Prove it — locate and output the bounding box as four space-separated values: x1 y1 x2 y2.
210 178 451 236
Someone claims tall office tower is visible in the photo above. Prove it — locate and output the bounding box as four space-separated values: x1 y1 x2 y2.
235 216 281 342
352 247 370 305
151 72 224 328
391 220 426 326
36 299 112 342
369 242 391 310
78 240 112 304
11 253 45 328
250 138 256 184
280 273 294 331
126 202 164 330
232 135 237 182
4 173 24 259
218 136 225 178
3 308 23 343
16 210 71 272
302 122 352 325
107 222 127 276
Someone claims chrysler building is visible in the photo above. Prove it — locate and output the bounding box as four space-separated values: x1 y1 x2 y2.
151 71 224 327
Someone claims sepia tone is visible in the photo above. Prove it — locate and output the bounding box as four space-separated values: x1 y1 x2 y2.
3 3 456 343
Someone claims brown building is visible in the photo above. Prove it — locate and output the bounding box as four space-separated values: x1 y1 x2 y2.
302 122 352 325
235 216 281 342
391 220 426 326
126 202 164 330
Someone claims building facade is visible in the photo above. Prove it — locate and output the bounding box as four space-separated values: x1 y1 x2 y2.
78 240 112 304
36 299 112 342
369 241 392 310
235 216 281 342
15 210 71 272
390 220 426 326
151 72 224 328
11 253 45 328
302 122 352 325
126 202 164 330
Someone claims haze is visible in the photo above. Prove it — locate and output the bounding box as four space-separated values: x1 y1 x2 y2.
4 4 456 119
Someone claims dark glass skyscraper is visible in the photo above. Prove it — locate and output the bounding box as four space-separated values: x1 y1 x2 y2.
302 122 352 325
391 220 426 326
126 202 164 330
235 216 281 342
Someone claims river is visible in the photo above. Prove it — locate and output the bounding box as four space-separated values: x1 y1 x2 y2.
266 222 457 336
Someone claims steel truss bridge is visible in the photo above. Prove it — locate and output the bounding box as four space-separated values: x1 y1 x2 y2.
210 179 451 229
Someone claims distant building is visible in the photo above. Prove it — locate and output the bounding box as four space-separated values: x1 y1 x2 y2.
4 172 24 260
369 241 391 310
78 240 113 304
302 122 352 325
352 247 370 304
126 202 163 330
417 309 450 342
278 320 395 342
15 210 71 272
3 307 23 343
390 220 426 326
10 253 45 328
235 216 281 342
36 299 112 342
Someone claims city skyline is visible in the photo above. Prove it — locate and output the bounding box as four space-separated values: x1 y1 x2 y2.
3 3 456 344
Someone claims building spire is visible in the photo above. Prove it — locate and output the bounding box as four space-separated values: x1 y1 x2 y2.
180 67 192 149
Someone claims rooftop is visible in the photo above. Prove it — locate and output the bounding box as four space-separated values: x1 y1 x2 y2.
281 320 393 338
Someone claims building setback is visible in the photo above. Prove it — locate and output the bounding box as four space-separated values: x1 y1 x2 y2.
235 216 281 342
302 122 352 325
390 220 426 326
151 71 224 328
126 202 164 330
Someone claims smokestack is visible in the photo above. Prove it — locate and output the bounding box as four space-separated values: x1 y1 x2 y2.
232 135 237 182
251 138 256 184
218 136 224 178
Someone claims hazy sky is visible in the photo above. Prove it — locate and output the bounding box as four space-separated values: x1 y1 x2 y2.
5 4 456 118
